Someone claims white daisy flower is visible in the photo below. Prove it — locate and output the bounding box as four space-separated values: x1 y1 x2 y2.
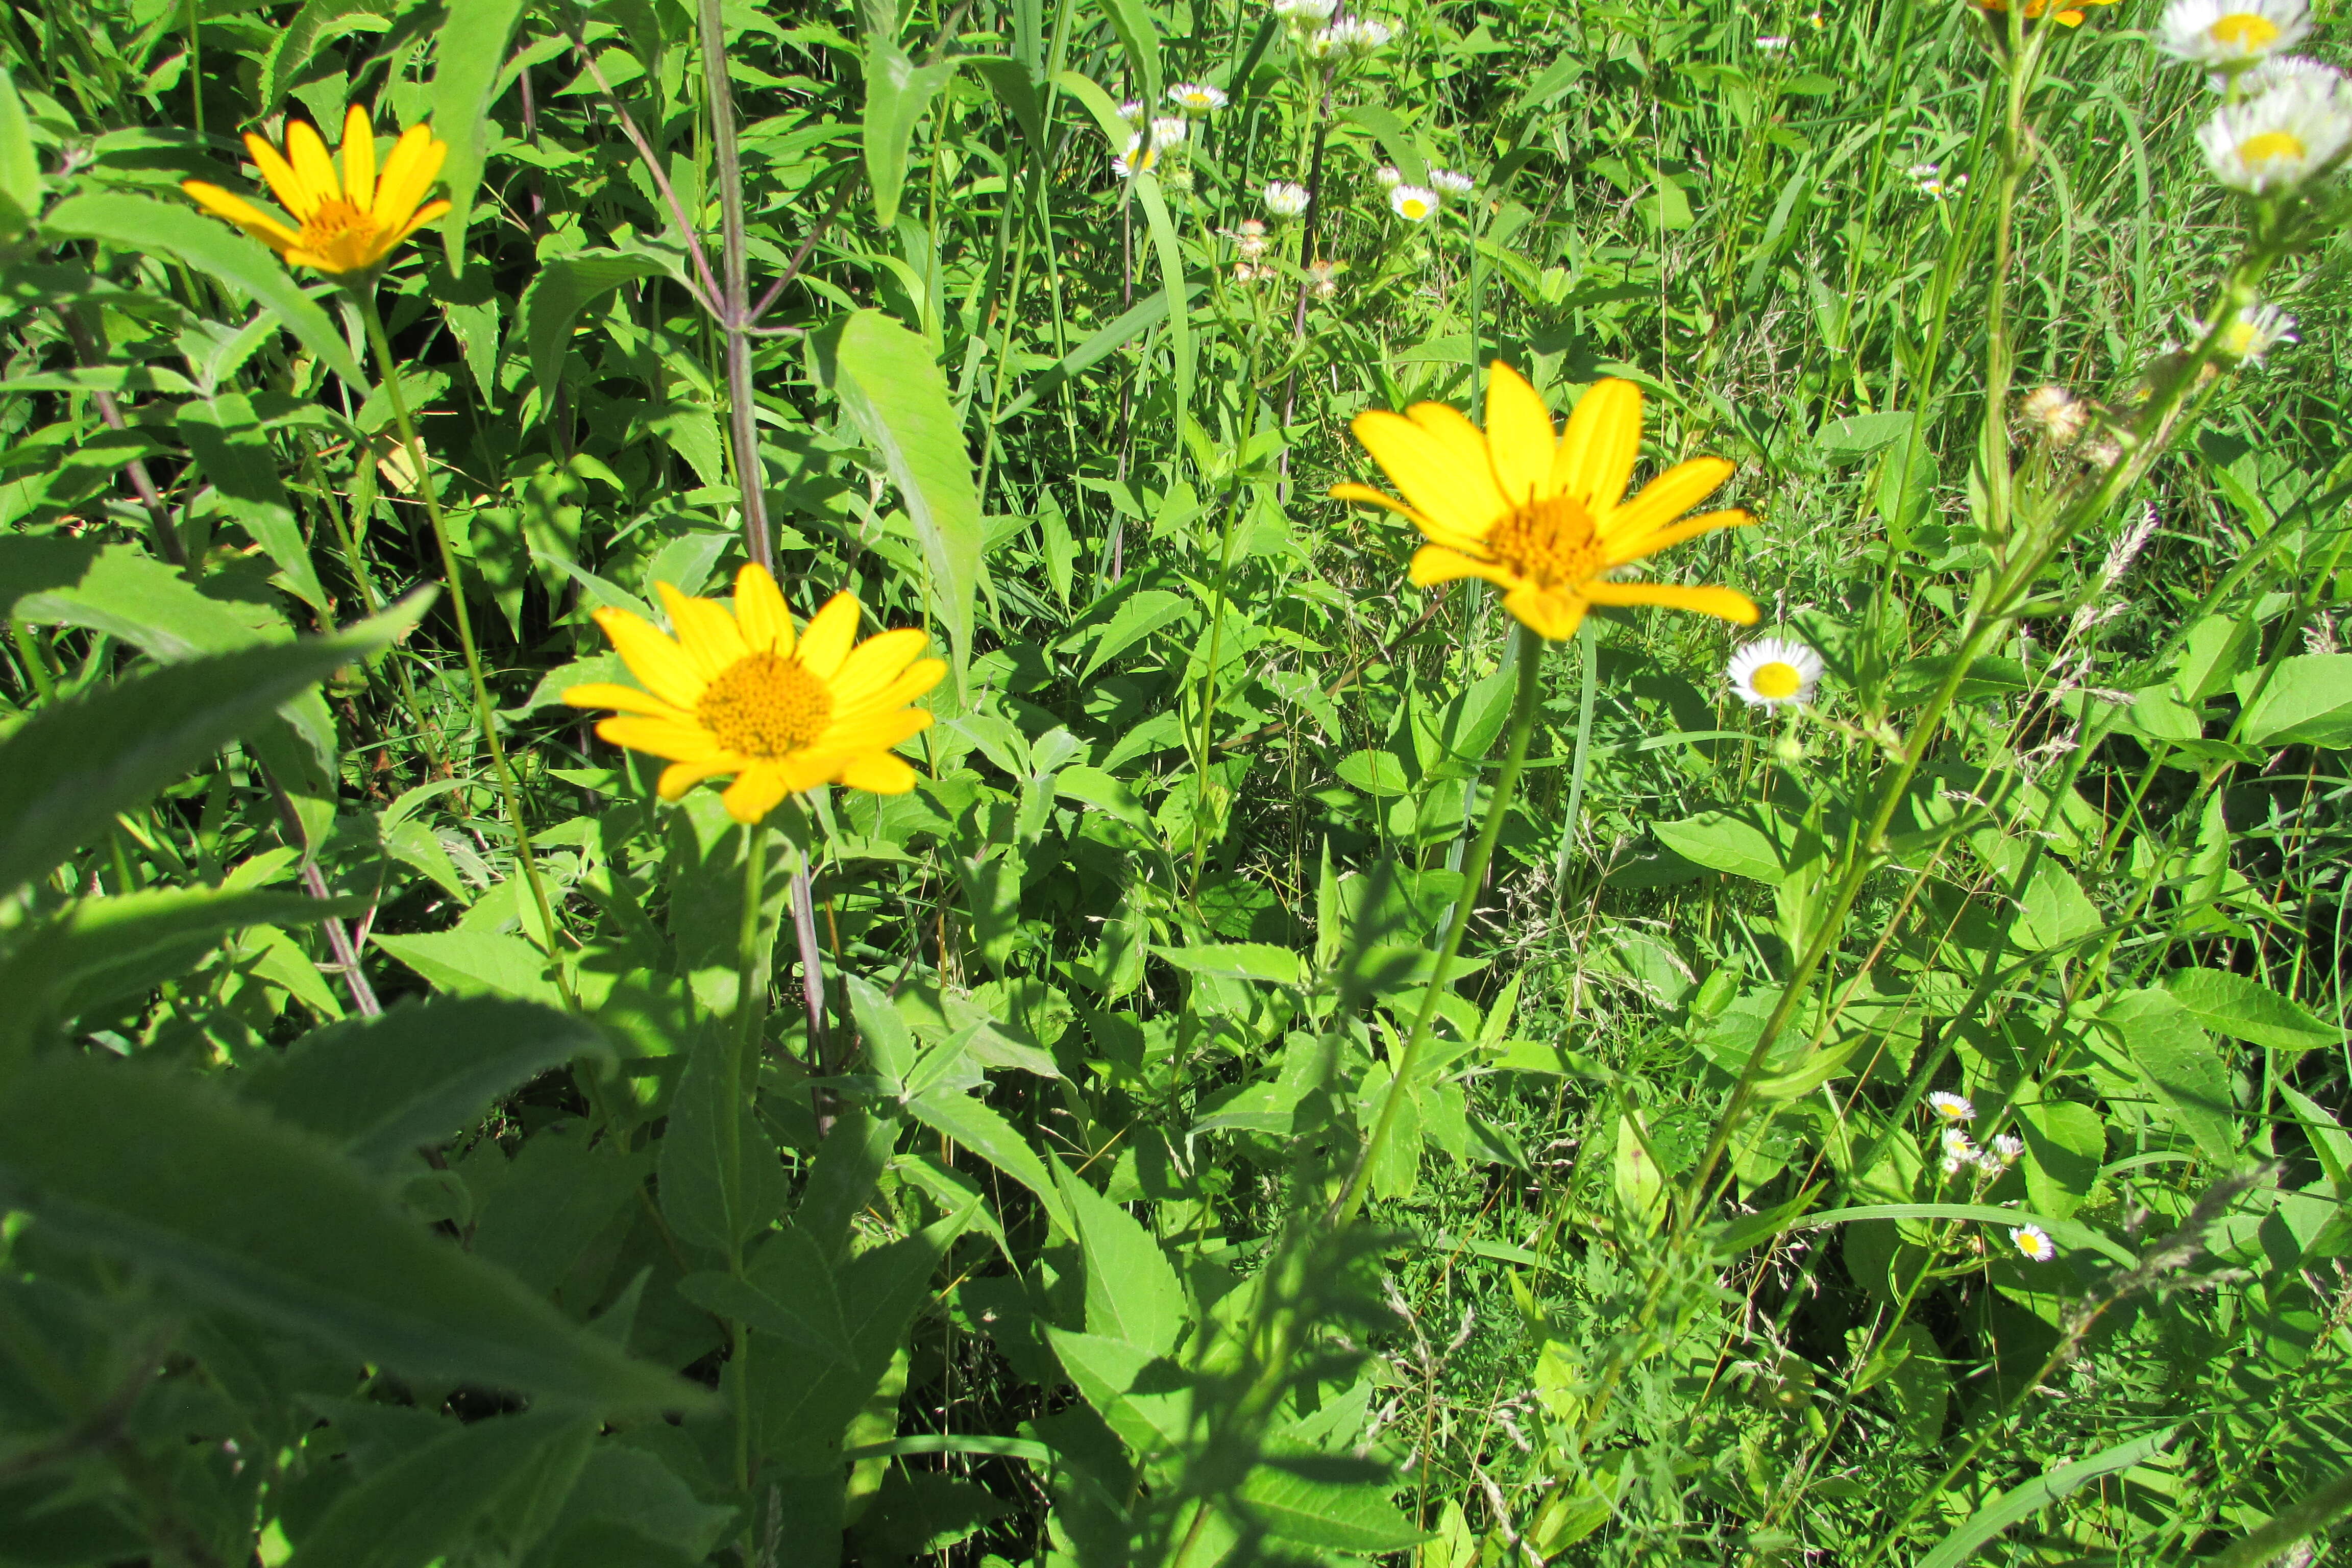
1220 217 1271 259
1322 16 1394 55
1150 116 1189 150
1727 639 1823 709
1374 164 1404 189
1388 183 1439 221
1940 1128 1978 1176
1304 28 1340 58
2010 1224 2057 1263
1118 99 1147 126
1272 0 1339 22
1263 179 1311 218
1113 133 1160 179
2198 73 2352 191
2240 53 2346 94
1167 82 1228 114
2157 0 2310 71
2194 300 2300 361
1755 34 1792 50
1983 1133 2024 1172
1926 1090 1976 1124
1430 168 1476 195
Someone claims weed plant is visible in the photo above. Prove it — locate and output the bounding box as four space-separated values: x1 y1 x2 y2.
0 0 2347 1564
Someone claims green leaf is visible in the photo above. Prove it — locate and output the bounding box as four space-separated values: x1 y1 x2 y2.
0 63 43 239
967 56 1046 153
42 193 364 385
260 0 404 110
991 282 1194 423
1150 942 1303 986
1045 1327 1190 1457
905 1086 1072 1237
1238 1467 1425 1554
374 927 560 1003
2241 653 2352 748
0 1056 712 1412
861 42 958 229
239 998 609 1169
2165 967 2338 1055
814 311 982 698
2012 1094 2103 1220
0 597 419 906
1088 0 1163 104
1055 1161 1183 1357
1916 1429 2174 1568
1814 410 1915 462
14 539 281 656
178 393 328 610
2099 988 2238 1162
523 252 669 396
1133 172 1191 429
293 1411 597 1568
430 0 532 274
1651 806 1807 885
1075 588 1189 682
657 1022 790 1256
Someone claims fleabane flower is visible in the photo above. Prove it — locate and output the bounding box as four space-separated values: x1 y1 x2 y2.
1118 99 1148 126
2240 53 2347 95
1168 81 1228 114
1264 179 1311 218
1939 1128 1977 1177
1272 0 1339 24
2157 0 2310 71
1150 116 1189 151
1321 16 1394 55
1927 1090 1977 1124
1983 1133 2024 1173
1728 639 1823 709
2196 300 2299 361
1330 362 1758 642
181 104 449 277
1389 183 1439 221
2198 73 2352 191
2010 1224 2057 1263
565 565 945 824
1431 168 1477 196
1375 164 1405 189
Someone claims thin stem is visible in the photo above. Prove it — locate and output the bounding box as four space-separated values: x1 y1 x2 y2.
1329 620 1544 1227
695 0 771 570
355 290 573 1006
727 816 769 1492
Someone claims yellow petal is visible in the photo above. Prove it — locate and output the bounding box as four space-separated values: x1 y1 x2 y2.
180 181 302 251
596 716 723 762
244 132 316 220
1602 457 1735 543
1603 509 1752 568
796 591 863 679
836 752 919 793
829 627 929 708
1550 379 1643 517
819 707 934 754
1482 362 1558 508
658 757 738 799
721 766 791 824
593 606 705 709
732 562 794 655
1350 410 1506 542
285 117 341 207
1500 583 1587 641
562 681 693 722
386 198 452 249
340 103 377 211
1581 581 1760 622
838 657 947 719
1409 544 1514 588
657 581 749 678
1406 403 1512 526
373 125 446 227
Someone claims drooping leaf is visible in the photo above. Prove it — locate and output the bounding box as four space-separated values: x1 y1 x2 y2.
42 193 364 385
1916 1429 2175 1568
373 928 560 1003
178 393 329 610
905 1086 1071 1237
1237 1466 1425 1554
430 0 532 274
0 1056 713 1413
522 252 669 396
1055 1160 1183 1357
860 37 958 229
0 63 43 239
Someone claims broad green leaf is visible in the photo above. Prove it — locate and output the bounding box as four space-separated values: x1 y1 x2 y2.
2012 1094 2103 1220
966 57 1046 153
430 0 532 274
1150 943 1302 986
1045 1327 1190 1457
677 1258 855 1364
2241 653 2352 748
0 597 419 906
1238 1467 1425 1554
1075 588 1190 682
15 540 280 656
291 1411 596 1568
2099 988 2238 1162
239 998 609 1169
42 193 364 385
0 1056 711 1412
374 928 559 1003
261 0 404 110
0 64 41 238
905 1086 1072 1237
2165 967 2338 1055
534 1446 739 1563
657 1023 789 1256
523 252 669 396
2013 862 2100 951
1857 1321 1947 1453
1652 806 1808 885
1054 764 1152 831
1814 409 1916 461
1917 1429 2174 1568
1056 1160 1183 1357
1088 0 1163 103
861 40 958 229
814 310 983 698
179 393 329 610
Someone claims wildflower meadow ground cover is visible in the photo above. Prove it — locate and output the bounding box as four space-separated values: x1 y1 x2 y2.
0 0 2349 1562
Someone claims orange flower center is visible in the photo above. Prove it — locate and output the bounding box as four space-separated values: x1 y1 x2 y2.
697 653 833 758
1485 494 1603 590
299 199 384 272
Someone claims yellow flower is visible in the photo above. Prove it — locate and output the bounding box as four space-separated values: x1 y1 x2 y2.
1971 0 2117 28
564 565 946 825
1330 362 1758 641
181 104 451 277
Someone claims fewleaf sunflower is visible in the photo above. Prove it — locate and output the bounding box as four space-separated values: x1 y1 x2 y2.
565 565 946 825
181 104 451 277
1331 362 1758 641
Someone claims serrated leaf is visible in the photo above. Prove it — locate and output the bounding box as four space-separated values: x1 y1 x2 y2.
1056 1160 1183 1357
2099 989 2237 1162
905 1085 1072 1237
2165 967 2338 1055
1237 1466 1425 1553
374 927 559 1003
293 1410 596 1568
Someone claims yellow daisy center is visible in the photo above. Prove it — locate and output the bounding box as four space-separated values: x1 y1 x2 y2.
2014 1232 2043 1258
2209 11 2279 47
1484 494 1603 591
1751 660 1803 699
300 199 383 271
697 652 834 758
2240 129 2307 167
1401 197 1430 219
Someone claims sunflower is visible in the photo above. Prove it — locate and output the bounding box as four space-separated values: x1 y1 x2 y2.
1331 362 1758 641
181 104 450 277
564 565 946 825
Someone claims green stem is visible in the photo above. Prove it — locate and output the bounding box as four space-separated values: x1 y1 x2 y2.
727 816 768 1494
355 290 573 1005
1329 620 1545 1227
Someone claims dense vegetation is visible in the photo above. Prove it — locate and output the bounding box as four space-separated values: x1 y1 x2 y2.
0 0 2348 1563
